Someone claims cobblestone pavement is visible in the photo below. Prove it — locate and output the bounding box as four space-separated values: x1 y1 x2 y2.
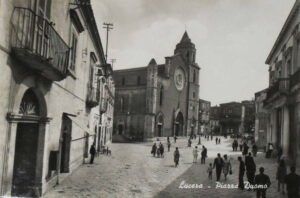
44 137 298 198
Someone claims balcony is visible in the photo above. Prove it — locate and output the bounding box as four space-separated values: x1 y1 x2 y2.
290 69 300 89
264 78 289 106
10 7 69 81
86 84 100 108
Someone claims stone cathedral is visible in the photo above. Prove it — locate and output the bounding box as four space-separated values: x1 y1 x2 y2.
113 32 200 141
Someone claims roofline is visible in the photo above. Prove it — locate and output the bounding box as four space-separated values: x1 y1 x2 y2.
265 1 299 64
114 66 148 73
79 0 106 64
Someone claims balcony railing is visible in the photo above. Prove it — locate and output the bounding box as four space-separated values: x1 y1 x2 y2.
86 83 100 108
290 69 300 89
265 78 290 101
10 7 69 81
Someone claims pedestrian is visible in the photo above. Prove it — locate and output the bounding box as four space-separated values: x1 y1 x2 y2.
159 142 164 158
89 143 96 164
276 159 287 194
193 146 198 163
238 156 245 190
156 147 161 157
234 139 238 151
285 166 300 198
277 146 283 162
266 143 273 158
213 153 224 181
254 167 271 198
207 163 213 180
239 139 243 151
188 138 192 147
215 137 218 145
201 146 207 164
218 138 221 144
174 136 177 143
232 141 235 151
245 152 256 185
167 141 171 152
243 142 249 156
223 154 232 181
252 143 258 157
211 135 213 141
151 143 157 157
167 136 170 143
174 147 180 167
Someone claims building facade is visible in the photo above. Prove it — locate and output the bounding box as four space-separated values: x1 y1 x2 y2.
198 99 211 135
254 89 268 149
219 101 255 135
0 0 113 197
263 1 300 165
210 106 220 134
113 32 200 141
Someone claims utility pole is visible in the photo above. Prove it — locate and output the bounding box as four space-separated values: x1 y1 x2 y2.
110 58 116 68
103 23 113 61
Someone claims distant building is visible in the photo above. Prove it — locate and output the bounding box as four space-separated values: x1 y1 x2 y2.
254 89 268 149
263 1 300 165
113 32 200 141
219 101 255 135
210 106 220 134
198 99 211 134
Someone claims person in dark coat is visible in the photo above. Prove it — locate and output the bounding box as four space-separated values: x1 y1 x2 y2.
252 144 258 157
167 141 171 152
213 153 224 181
151 143 157 157
174 136 177 143
215 137 218 145
277 146 283 162
238 156 245 190
254 167 271 198
159 142 164 158
218 138 221 144
89 143 96 164
167 136 170 143
285 166 300 198
243 142 249 156
245 152 256 185
201 146 207 164
174 147 180 167
276 159 287 194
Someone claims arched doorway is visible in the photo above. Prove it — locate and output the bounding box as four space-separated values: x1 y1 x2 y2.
157 113 164 137
12 88 46 197
175 112 184 136
118 124 123 135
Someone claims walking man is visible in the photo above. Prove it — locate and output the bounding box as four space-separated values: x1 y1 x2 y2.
89 143 96 164
238 156 245 190
174 147 180 167
285 166 300 198
254 167 271 198
213 153 224 181
168 141 171 152
245 152 256 185
201 146 207 164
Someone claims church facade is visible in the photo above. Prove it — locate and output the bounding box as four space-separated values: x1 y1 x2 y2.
113 32 200 141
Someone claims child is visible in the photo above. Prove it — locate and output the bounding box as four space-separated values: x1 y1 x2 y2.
207 163 213 179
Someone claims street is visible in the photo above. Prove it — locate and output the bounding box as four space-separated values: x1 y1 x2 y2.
44 137 293 198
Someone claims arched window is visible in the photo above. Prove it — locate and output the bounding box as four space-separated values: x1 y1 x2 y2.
159 86 163 106
193 70 196 83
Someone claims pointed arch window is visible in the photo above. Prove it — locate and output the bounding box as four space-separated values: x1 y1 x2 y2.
159 86 164 106
120 97 124 112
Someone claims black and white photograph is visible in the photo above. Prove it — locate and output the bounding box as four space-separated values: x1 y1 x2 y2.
0 0 299 197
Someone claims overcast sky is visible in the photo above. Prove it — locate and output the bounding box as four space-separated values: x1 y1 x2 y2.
92 0 295 106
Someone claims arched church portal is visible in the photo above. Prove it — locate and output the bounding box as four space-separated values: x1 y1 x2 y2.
174 111 184 136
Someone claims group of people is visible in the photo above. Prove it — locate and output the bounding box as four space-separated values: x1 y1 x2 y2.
192 145 207 164
151 142 165 158
211 153 232 181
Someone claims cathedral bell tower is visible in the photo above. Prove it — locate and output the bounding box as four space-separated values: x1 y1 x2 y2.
174 31 196 64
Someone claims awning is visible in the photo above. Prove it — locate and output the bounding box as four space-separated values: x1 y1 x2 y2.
67 115 91 134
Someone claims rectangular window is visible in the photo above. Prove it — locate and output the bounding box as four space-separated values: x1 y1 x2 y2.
70 33 78 71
